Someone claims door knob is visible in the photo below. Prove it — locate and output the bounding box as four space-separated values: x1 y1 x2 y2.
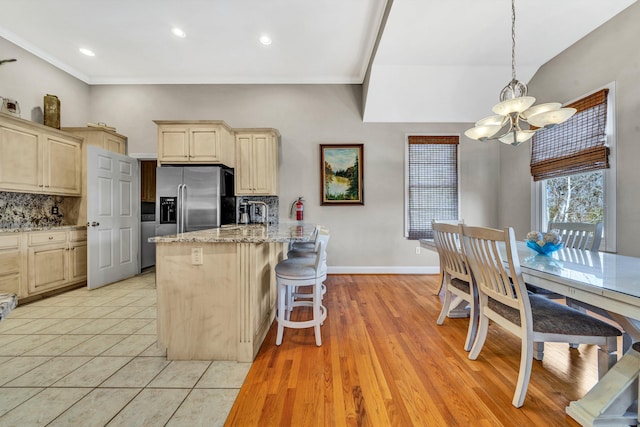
91 221 100 227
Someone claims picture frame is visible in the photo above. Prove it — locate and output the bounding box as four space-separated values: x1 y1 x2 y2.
320 144 364 205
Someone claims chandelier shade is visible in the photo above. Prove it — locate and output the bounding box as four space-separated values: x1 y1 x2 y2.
464 0 576 146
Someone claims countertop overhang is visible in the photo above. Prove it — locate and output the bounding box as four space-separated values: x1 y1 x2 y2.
149 223 316 244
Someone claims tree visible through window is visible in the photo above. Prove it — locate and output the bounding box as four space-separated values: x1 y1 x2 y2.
545 170 603 224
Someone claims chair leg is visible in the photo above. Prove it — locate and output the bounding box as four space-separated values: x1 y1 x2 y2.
468 312 489 360
436 288 451 326
513 338 533 408
533 341 544 361
276 282 286 346
463 295 478 352
313 279 323 346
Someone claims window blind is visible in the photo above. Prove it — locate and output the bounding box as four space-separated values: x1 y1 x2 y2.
530 89 609 181
407 135 459 240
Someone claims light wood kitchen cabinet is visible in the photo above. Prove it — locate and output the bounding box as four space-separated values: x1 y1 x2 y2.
155 120 235 166
235 129 280 196
63 127 129 226
63 127 128 155
0 234 24 298
26 229 87 295
0 112 82 196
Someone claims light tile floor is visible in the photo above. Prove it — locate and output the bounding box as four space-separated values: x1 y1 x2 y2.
0 270 250 427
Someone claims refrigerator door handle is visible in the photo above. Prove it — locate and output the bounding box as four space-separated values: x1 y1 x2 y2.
176 184 183 233
182 184 188 232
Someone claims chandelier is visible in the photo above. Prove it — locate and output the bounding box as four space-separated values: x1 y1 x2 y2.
464 0 576 146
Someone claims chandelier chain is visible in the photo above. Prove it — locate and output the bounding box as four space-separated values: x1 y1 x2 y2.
511 0 516 82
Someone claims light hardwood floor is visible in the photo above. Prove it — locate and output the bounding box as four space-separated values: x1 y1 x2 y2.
226 274 603 426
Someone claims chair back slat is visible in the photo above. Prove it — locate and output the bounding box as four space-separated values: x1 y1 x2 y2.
432 222 469 283
461 225 529 313
547 222 602 251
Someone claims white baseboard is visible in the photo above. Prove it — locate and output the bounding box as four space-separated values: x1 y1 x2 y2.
327 266 439 275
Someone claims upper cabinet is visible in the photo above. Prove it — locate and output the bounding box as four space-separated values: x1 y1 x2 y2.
62 126 129 226
235 129 280 196
63 127 127 155
0 112 82 196
140 160 157 202
155 121 235 167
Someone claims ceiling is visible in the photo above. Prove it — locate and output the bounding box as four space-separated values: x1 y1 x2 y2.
0 0 636 123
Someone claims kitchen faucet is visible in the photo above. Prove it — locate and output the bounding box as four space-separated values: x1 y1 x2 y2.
247 200 269 228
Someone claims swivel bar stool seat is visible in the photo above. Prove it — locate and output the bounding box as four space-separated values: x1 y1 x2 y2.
275 240 327 346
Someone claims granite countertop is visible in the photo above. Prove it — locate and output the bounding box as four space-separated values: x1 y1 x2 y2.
150 223 316 244
0 225 87 233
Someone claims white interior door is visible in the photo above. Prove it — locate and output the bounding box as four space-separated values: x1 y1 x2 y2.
87 146 139 289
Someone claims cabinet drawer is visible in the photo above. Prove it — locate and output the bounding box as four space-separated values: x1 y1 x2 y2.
0 251 20 275
69 229 87 242
0 234 20 250
0 274 20 295
29 231 66 246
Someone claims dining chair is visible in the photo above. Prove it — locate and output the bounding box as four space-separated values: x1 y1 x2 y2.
548 221 602 251
432 219 464 296
549 222 633 352
433 221 478 351
460 224 622 408
525 221 601 300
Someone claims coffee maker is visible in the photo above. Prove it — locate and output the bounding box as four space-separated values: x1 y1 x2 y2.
239 200 249 224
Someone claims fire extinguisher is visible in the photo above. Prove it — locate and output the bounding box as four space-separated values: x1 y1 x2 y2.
290 197 304 221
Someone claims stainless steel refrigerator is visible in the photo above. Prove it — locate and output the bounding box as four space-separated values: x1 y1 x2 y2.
155 166 235 236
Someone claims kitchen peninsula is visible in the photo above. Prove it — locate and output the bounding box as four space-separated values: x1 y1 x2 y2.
150 223 316 362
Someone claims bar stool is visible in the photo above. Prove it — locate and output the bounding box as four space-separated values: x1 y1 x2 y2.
288 225 322 253
275 240 327 346
286 230 330 307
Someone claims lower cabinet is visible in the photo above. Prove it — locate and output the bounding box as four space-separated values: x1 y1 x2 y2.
26 229 87 297
0 234 23 297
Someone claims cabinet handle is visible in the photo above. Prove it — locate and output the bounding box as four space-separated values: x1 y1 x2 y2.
48 236 54 240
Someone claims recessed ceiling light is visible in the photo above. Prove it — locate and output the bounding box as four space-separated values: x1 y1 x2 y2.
171 27 186 38
259 35 272 46
79 48 95 57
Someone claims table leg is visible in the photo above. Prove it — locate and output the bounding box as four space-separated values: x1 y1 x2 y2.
566 344 639 426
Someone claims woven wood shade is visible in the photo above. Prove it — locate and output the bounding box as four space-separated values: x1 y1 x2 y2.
530 89 609 181
407 135 459 240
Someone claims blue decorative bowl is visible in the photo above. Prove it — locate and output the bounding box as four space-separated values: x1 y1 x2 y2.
526 240 563 255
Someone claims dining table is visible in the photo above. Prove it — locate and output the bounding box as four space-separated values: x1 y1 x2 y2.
422 237 640 426
510 243 639 427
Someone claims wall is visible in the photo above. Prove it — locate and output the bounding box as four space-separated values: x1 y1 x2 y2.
89 84 500 271
1 36 500 272
498 2 640 257
0 38 90 126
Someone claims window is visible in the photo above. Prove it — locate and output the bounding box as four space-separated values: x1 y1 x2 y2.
405 135 459 240
531 85 616 251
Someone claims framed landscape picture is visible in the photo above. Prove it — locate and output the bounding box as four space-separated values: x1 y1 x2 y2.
320 144 364 205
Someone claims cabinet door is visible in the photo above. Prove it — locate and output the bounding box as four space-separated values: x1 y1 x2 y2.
140 161 157 202
69 241 87 283
0 122 42 192
0 234 22 297
44 134 82 195
28 243 69 294
104 134 126 154
251 134 276 195
158 127 189 163
235 134 254 195
189 127 221 162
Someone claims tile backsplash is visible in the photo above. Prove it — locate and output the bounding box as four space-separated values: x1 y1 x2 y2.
0 191 65 228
